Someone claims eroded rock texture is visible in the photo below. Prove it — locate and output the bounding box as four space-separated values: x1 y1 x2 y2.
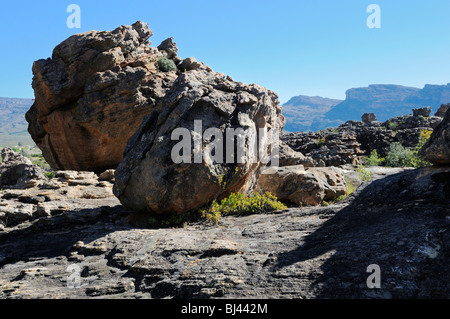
113 69 285 215
26 21 179 173
0 148 47 189
283 112 442 167
257 165 347 206
1 166 449 299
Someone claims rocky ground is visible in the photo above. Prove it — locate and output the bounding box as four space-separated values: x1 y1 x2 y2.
282 111 443 167
1 165 448 299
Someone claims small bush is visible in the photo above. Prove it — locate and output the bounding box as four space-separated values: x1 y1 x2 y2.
364 150 385 166
201 192 287 224
356 165 372 182
410 129 432 168
45 171 55 179
385 130 432 168
157 57 177 72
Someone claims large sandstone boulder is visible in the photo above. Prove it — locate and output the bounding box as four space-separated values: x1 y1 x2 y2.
0 148 47 189
26 21 180 173
113 69 285 215
421 108 450 165
257 165 347 206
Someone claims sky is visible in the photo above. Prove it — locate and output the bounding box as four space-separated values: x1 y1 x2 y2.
0 0 449 104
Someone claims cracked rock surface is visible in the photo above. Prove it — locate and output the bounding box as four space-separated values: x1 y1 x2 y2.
1 167 449 299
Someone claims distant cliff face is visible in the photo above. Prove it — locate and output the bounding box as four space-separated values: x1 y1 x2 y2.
322 85 421 124
285 84 450 132
403 84 450 106
282 95 342 132
0 97 34 135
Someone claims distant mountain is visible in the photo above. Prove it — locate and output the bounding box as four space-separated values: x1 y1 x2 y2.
284 84 450 132
0 97 34 147
282 95 343 132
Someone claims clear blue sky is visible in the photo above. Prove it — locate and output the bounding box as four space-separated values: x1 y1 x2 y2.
0 0 449 103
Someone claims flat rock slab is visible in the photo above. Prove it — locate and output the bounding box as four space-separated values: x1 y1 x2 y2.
0 167 449 299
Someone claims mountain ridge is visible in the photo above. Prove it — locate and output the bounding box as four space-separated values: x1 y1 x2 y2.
0 97 34 146
282 95 343 132
284 83 450 132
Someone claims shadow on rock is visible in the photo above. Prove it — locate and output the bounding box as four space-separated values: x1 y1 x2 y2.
0 205 131 264
275 167 450 298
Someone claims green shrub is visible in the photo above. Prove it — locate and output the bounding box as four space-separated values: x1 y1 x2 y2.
409 129 432 168
356 165 372 182
364 150 385 166
201 192 287 224
157 57 177 72
385 143 413 167
385 130 432 168
45 171 55 179
144 192 287 228
387 121 398 131
147 210 199 228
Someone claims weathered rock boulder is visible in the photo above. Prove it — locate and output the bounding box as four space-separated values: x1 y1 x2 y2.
257 165 347 206
0 148 47 189
435 104 449 117
413 106 432 117
362 113 377 123
26 21 180 173
0 168 119 229
421 108 450 165
113 68 285 215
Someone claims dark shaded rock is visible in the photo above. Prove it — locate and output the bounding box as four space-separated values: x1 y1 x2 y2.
435 104 449 117
1 167 449 299
421 108 450 165
283 113 442 166
413 106 432 117
362 113 377 123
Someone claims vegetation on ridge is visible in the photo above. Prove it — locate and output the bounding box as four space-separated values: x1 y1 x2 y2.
363 129 432 168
